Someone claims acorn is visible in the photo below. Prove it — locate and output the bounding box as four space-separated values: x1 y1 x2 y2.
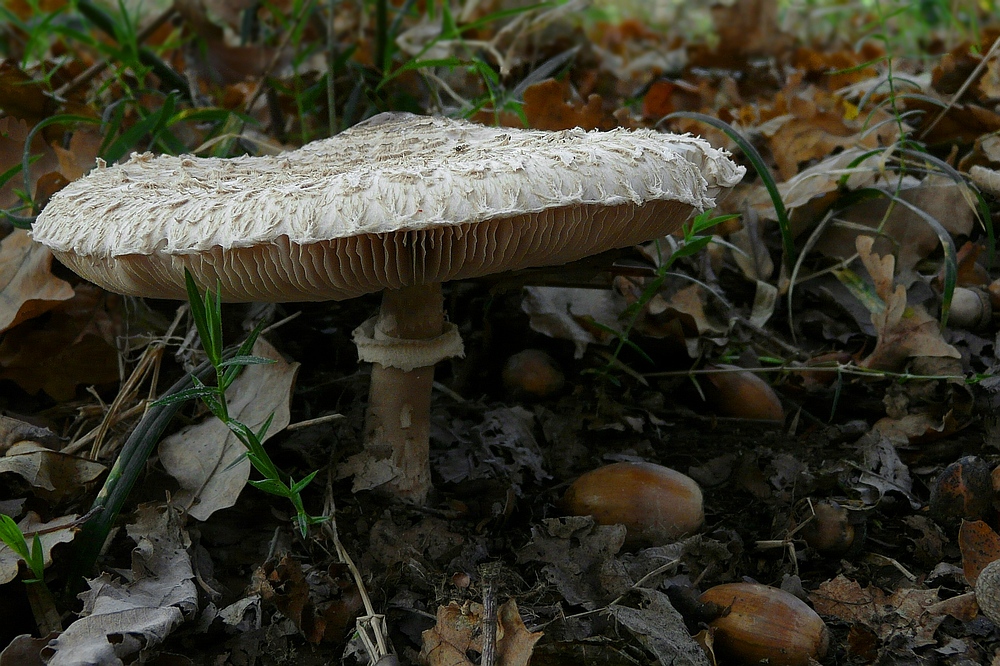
501 349 565 398
699 582 829 666
799 500 858 556
929 456 993 527
975 558 1000 626
703 367 784 421
562 462 704 546
948 286 992 330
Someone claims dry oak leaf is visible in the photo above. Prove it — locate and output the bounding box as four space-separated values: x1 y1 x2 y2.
959 520 1000 586
420 599 541 666
810 575 948 647
0 283 121 400
856 236 960 371
757 86 897 180
523 79 615 131
0 511 78 584
0 230 73 334
0 441 105 503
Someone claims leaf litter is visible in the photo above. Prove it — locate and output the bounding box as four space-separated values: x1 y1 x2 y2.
6 1 1000 665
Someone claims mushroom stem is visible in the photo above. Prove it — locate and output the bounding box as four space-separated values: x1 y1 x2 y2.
363 283 445 503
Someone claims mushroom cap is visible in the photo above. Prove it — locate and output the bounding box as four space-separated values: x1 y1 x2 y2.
30 113 744 301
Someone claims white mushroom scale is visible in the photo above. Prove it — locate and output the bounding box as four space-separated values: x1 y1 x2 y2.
31 112 745 504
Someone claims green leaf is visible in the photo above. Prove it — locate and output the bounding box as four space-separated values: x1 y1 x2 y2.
28 534 45 581
218 355 275 369
290 469 319 494
248 478 291 496
255 413 275 442
150 386 218 407
222 321 269 389
0 515 31 562
669 235 714 260
664 112 791 267
184 270 217 365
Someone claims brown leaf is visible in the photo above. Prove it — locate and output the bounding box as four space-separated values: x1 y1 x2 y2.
496 599 543 666
0 230 74 333
421 601 484 666
0 442 105 503
810 575 883 626
420 599 541 666
856 236 960 371
959 520 1000 586
251 555 361 644
758 87 898 180
523 79 615 131
0 284 121 400
52 129 103 182
0 61 50 123
810 575 944 646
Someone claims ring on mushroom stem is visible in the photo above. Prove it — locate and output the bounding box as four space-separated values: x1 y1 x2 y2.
30 112 744 505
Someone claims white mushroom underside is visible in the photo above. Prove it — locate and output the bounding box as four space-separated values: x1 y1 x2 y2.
52 199 695 301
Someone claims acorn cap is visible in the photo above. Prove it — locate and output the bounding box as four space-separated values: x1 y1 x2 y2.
30 112 745 302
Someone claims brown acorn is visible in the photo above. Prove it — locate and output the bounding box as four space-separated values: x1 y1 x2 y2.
562 462 704 546
704 366 784 421
929 456 993 526
800 500 858 556
501 349 565 398
699 582 829 666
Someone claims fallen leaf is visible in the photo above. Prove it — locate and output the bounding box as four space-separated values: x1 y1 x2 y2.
0 284 122 400
41 504 196 665
855 236 960 371
0 415 62 454
251 555 362 644
496 600 543 666
522 286 624 358
959 520 1000 586
159 338 298 521
523 79 614 131
810 575 946 647
421 601 485 666
433 406 549 493
0 512 78 585
420 599 542 666
517 516 630 610
847 431 918 507
0 230 74 334
0 632 51 666
816 176 977 283
609 588 709 666
757 86 898 180
0 442 105 502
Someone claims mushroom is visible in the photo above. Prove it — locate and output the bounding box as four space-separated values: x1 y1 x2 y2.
30 113 744 504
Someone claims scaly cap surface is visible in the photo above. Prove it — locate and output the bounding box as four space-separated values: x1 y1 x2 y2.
31 113 744 301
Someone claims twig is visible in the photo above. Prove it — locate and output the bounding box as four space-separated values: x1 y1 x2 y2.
285 413 345 430
479 563 502 666
323 468 393 665
919 35 1000 141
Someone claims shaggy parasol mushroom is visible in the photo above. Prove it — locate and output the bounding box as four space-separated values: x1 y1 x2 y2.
30 112 744 504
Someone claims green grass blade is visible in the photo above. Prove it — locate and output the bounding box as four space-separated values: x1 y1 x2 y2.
664 111 792 268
